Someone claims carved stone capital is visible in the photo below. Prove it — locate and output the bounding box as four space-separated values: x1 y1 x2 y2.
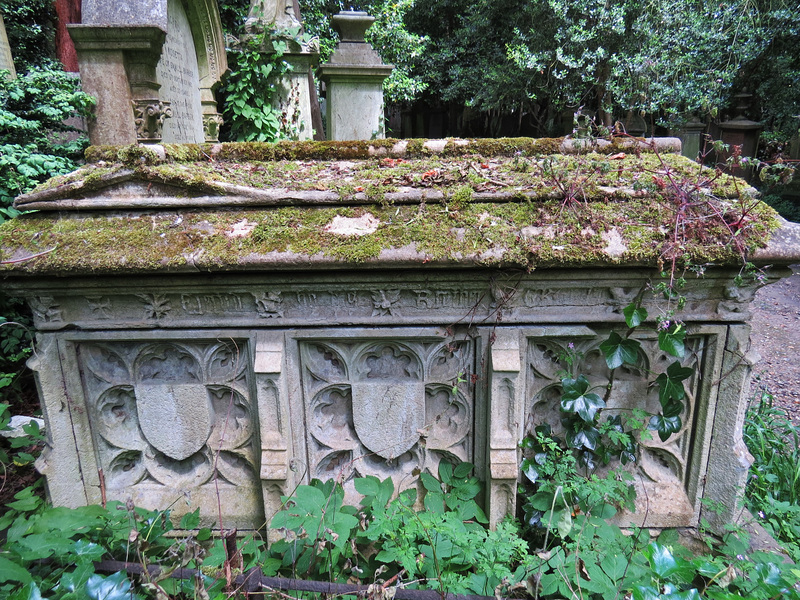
132 99 172 143
203 113 224 142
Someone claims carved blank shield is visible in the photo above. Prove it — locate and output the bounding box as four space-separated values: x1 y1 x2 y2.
352 381 425 460
135 383 211 461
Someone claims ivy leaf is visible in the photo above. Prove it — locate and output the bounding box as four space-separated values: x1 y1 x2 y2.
658 325 686 357
521 458 539 484
654 361 693 404
631 585 662 600
599 332 641 369
86 572 135 600
644 542 679 578
566 426 600 451
662 398 684 418
623 303 648 328
648 414 682 441
561 376 605 422
0 556 33 584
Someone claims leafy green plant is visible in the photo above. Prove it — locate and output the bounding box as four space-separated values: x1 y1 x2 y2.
270 462 534 595
0 66 94 210
744 390 800 558
519 295 692 531
220 29 296 142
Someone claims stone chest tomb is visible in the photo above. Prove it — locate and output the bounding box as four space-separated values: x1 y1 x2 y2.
2 137 799 534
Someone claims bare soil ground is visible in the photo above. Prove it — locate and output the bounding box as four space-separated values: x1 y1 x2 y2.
749 264 800 425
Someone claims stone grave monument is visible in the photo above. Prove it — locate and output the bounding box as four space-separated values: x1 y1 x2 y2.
243 0 319 141
0 12 16 78
68 0 227 145
3 137 800 537
319 11 393 140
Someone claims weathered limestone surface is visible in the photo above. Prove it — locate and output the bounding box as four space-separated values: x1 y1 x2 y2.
3 137 800 533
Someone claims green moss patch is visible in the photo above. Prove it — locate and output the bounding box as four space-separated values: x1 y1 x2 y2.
3 138 782 275
0 189 779 275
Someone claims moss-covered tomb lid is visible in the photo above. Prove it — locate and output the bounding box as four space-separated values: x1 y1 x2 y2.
1 137 799 276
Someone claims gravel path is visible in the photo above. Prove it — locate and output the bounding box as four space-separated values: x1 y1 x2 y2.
749 264 800 425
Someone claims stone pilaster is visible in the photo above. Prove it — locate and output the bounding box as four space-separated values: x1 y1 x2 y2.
701 324 756 532
254 332 292 538
487 329 524 527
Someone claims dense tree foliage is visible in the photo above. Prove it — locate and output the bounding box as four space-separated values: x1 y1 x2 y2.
269 0 799 139
0 0 56 73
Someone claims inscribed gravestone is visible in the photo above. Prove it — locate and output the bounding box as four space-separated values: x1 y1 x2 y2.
70 0 226 145
156 0 205 143
0 13 17 78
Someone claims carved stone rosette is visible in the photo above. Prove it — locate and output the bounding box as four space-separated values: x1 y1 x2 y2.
132 99 173 143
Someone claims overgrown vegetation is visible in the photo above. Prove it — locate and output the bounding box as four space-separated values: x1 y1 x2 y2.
0 68 94 217
3 455 800 599
744 390 800 560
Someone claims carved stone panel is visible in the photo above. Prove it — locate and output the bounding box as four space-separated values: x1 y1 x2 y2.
297 338 476 502
76 340 261 527
525 328 720 527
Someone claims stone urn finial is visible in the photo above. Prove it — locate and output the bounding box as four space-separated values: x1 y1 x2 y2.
331 10 374 42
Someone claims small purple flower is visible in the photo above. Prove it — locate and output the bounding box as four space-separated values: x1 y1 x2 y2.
568 342 575 350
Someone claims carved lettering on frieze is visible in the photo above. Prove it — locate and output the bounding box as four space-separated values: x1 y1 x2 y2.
180 293 246 315
252 291 284 319
329 291 361 317
86 296 112 319
136 293 172 320
523 289 556 307
79 341 257 493
412 289 484 311
299 339 475 503
296 292 318 316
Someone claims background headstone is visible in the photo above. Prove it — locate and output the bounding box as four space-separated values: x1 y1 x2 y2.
157 0 205 143
69 0 226 145
319 11 392 141
0 12 17 78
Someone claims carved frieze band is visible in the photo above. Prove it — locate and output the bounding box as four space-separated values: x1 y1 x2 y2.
26 277 757 330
